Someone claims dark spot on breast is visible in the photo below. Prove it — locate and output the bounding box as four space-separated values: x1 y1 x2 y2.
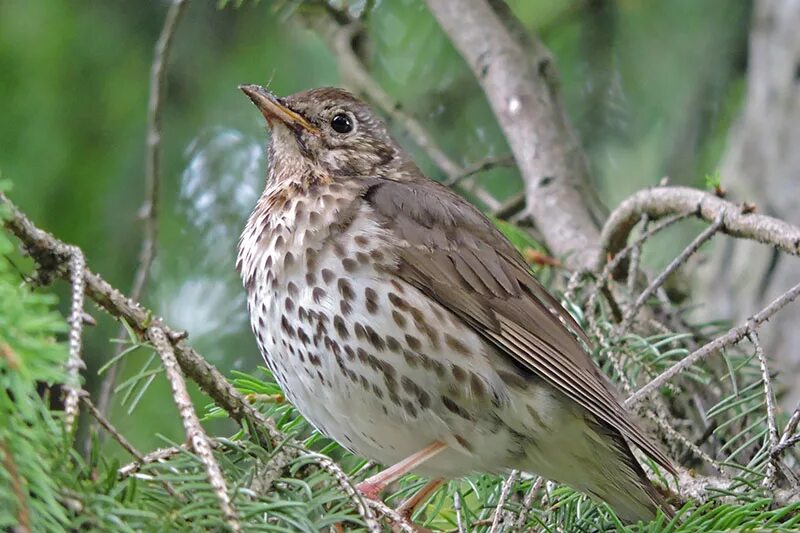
355 252 370 265
364 287 379 314
333 241 346 258
287 281 299 297
403 400 418 418
321 268 335 284
359 375 370 390
305 272 317 286
297 328 310 346
338 278 355 300
417 390 431 409
365 325 385 351
392 311 407 329
451 364 467 383
354 323 367 341
284 251 295 269
354 235 369 247
388 292 408 310
341 257 358 272
280 316 295 338
498 370 527 389
369 249 384 261
526 405 547 428
442 396 473 421
454 434 473 452
403 350 418 368
445 334 472 357
385 335 401 353
344 345 355 361
309 353 321 366
372 384 384 399
309 211 322 225
469 372 487 398
333 315 349 339
340 300 353 316
405 334 422 351
284 297 295 312
312 287 326 303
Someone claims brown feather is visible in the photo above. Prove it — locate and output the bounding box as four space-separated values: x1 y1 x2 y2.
361 177 676 476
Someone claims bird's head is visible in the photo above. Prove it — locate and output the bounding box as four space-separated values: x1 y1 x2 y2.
240 84 412 184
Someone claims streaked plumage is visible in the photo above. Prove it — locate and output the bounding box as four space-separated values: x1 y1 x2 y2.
237 85 674 522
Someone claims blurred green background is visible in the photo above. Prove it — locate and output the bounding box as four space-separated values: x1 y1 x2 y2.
0 0 750 457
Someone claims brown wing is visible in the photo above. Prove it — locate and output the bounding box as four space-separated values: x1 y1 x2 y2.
360 177 675 474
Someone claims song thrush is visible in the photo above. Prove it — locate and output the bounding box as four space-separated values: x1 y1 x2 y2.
237 84 675 523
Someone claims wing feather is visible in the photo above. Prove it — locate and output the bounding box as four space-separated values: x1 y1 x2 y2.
361 177 674 474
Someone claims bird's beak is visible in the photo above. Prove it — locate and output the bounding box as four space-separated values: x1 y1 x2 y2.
239 84 318 133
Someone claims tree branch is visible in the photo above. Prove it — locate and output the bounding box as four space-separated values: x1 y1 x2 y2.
97 0 190 417
625 281 800 407
424 0 602 270
599 186 800 273
147 326 240 532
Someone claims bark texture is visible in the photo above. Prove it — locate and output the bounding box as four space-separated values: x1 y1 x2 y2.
700 0 800 407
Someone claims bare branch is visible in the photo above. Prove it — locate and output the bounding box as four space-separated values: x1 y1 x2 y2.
118 445 186 477
288 447 380 533
365 499 415 533
600 186 800 272
621 214 724 329
97 0 190 417
489 470 518 533
514 476 544 531
424 0 602 270
148 326 240 532
625 281 800 407
444 154 515 187
81 394 181 499
63 246 86 434
749 331 781 488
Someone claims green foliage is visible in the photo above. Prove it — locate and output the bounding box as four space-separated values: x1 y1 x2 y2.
0 198 69 530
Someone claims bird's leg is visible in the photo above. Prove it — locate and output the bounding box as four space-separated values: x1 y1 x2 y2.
396 478 444 522
356 441 447 499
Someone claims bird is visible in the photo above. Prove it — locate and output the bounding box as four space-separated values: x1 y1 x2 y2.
236 83 675 524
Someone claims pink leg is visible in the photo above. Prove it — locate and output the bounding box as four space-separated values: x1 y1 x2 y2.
356 441 447 499
396 478 444 521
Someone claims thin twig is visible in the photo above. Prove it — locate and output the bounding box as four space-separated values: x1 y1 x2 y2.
148 326 241 532
625 281 800 407
96 0 190 418
444 154 515 186
751 331 780 488
81 394 181 499
778 401 800 454
626 214 648 295
514 477 544 531
289 447 381 533
453 491 465 533
118 445 186 477
365 498 415 533
64 246 86 434
622 214 724 329
600 186 800 272
489 469 518 533
771 434 800 460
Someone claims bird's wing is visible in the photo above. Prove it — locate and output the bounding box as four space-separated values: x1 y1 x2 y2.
360 177 674 474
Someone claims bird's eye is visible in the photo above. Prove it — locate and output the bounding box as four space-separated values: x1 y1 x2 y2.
330 113 354 134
